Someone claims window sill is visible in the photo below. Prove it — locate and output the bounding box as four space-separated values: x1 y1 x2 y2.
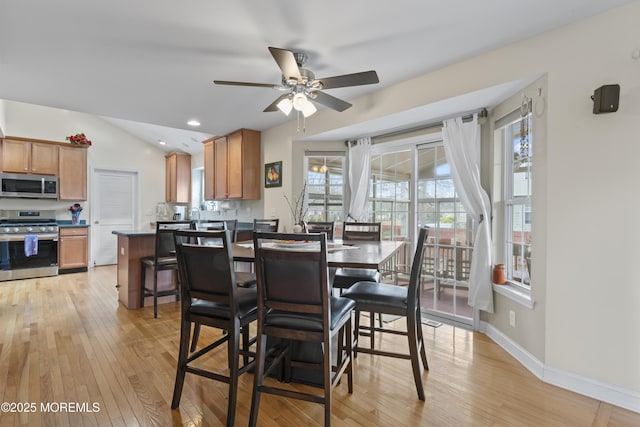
493 282 535 309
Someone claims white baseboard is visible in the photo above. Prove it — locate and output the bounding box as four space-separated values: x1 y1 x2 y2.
479 321 640 414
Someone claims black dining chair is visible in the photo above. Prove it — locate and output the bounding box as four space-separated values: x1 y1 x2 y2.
306 221 335 240
171 229 258 427
140 220 195 318
249 232 355 427
175 228 256 352
253 218 279 232
342 226 430 400
333 222 382 292
197 219 239 243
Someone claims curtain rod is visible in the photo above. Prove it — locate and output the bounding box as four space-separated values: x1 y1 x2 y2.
345 107 487 146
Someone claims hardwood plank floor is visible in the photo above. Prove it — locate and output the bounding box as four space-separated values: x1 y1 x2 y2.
0 266 638 426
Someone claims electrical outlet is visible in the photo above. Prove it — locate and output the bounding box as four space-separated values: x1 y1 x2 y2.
509 310 516 328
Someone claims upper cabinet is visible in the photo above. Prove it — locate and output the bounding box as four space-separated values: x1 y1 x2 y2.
203 138 215 200
2 138 58 175
59 145 88 201
1 136 88 201
165 152 191 203
204 129 260 200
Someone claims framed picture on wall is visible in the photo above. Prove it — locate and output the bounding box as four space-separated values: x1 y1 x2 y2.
265 161 282 188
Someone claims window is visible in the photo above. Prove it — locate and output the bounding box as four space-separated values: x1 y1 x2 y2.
368 150 411 241
305 152 345 236
503 115 532 287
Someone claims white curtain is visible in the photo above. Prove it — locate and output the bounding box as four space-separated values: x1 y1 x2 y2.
347 137 372 221
442 115 494 313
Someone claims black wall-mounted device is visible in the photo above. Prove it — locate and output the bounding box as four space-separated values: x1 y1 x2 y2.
591 84 620 114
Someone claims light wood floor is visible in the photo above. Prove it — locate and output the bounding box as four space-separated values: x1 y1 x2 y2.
0 266 638 427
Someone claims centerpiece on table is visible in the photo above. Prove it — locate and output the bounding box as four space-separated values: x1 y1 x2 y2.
66 132 93 146
284 181 308 233
69 203 83 224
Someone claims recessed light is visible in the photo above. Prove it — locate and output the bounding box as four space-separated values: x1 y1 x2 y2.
158 140 166 145
187 119 201 127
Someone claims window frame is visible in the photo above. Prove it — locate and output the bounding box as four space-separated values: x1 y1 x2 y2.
502 113 533 291
304 151 346 230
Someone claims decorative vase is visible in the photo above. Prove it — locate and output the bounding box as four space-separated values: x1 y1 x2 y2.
292 223 304 233
71 211 81 225
493 264 506 284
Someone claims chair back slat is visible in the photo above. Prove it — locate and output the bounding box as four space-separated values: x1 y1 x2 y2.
197 219 239 242
342 222 381 241
306 221 335 240
408 227 430 307
253 218 279 232
155 220 195 258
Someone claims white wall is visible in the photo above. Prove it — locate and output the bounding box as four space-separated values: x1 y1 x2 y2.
260 0 640 403
2 100 166 227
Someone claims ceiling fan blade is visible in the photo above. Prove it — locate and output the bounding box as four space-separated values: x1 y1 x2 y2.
309 91 352 112
263 94 290 112
314 70 379 90
268 47 302 81
213 80 277 88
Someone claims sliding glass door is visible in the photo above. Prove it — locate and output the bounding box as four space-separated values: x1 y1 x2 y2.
365 141 474 326
417 145 473 324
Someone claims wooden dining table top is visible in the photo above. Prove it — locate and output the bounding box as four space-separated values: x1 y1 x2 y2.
232 240 405 269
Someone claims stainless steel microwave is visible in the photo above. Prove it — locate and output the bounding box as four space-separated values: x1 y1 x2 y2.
0 173 58 199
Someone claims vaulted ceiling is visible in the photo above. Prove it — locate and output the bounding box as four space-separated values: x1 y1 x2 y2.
0 1 633 153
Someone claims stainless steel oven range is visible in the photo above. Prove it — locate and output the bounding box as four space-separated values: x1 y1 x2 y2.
0 210 59 281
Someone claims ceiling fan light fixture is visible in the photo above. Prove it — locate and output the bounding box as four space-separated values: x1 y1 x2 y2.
301 100 317 117
292 92 307 111
277 97 293 115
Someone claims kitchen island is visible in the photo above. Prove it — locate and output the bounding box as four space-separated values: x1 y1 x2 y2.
112 229 178 309
112 221 254 309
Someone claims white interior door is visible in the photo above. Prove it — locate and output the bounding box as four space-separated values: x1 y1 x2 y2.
91 169 137 266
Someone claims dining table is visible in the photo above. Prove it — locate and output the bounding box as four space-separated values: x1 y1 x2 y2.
232 238 406 386
232 239 405 270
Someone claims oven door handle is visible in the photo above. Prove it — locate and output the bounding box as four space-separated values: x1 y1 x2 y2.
0 234 59 242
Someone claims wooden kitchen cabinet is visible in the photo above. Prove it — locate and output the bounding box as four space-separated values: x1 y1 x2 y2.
208 129 260 200
214 136 228 199
165 152 191 203
203 138 215 200
59 227 89 272
1 138 58 175
58 144 88 200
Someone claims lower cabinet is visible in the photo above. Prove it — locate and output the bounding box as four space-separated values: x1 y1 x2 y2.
59 227 89 272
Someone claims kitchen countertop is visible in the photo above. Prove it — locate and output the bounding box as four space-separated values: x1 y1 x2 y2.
112 229 155 237
58 220 90 228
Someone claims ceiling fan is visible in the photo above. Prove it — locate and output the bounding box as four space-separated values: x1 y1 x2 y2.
214 47 379 117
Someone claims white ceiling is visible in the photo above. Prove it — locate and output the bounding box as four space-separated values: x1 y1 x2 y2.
0 1 633 153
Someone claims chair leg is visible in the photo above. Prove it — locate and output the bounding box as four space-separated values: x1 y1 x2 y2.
323 325 332 427
153 268 159 318
416 307 429 371
171 318 192 409
353 311 360 357
407 312 426 401
190 323 201 352
226 326 240 427
248 334 267 427
369 311 375 350
345 316 353 394
241 324 250 366
140 264 146 308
